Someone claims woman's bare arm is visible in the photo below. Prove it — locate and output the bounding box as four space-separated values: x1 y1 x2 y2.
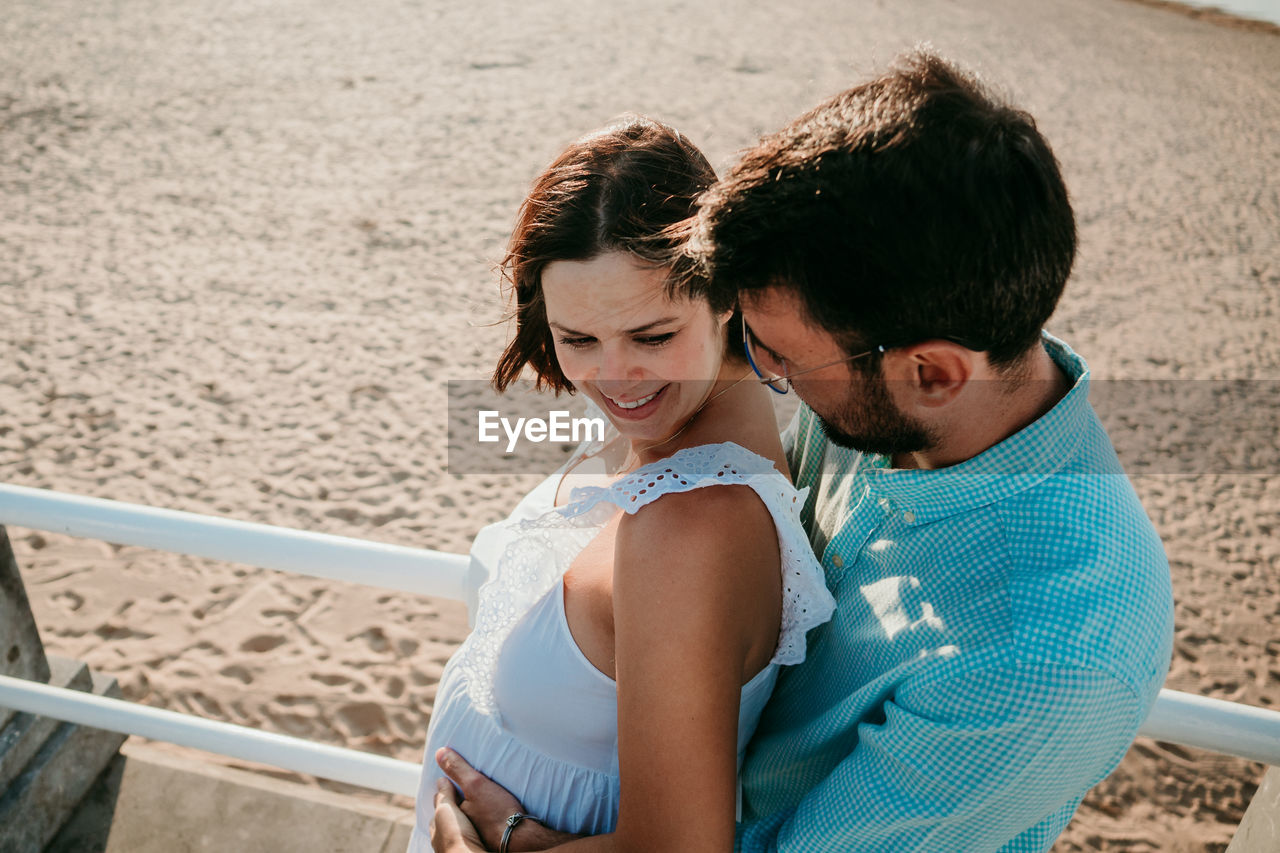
606 484 780 852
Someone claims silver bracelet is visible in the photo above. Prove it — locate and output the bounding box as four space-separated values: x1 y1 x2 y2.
499 812 540 853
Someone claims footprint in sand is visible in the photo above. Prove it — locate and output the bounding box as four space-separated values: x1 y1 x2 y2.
309 672 352 687
348 626 390 654
184 691 224 718
240 634 287 653
271 713 316 738
266 696 323 738
52 590 84 611
94 623 154 641
334 701 389 738
218 664 253 684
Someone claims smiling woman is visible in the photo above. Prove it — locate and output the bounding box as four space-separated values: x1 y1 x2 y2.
407 116 835 853
541 251 733 445
491 115 738 396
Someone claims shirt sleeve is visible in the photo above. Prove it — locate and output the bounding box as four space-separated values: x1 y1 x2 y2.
736 660 1148 852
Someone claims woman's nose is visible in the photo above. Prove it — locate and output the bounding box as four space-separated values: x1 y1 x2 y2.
594 344 643 392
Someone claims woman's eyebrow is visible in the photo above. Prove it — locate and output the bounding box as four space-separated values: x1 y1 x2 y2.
548 317 680 337
548 322 590 336
624 317 680 334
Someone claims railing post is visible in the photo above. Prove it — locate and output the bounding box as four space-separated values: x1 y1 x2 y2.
1228 766 1280 853
0 526 128 851
1 525 51 719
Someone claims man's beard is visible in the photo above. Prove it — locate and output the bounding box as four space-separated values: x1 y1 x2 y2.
813 372 935 458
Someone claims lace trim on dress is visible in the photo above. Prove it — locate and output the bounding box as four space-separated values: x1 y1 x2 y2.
454 441 837 718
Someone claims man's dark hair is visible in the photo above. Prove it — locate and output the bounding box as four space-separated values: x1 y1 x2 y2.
493 115 720 393
686 49 1077 369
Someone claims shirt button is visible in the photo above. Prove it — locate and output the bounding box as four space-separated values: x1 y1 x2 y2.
903 511 916 523
831 553 845 568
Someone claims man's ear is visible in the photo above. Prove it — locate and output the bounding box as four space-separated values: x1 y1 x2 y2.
884 341 977 408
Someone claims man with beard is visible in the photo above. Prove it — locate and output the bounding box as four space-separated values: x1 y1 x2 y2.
697 49 1175 852
431 49 1175 852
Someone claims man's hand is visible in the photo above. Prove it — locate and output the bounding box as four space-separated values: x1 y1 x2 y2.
436 748 583 851
436 747 526 851
431 777 487 853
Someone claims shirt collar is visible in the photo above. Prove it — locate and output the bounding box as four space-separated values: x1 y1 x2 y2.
865 332 1092 524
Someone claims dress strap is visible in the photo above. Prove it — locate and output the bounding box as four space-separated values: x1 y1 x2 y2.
559 442 787 519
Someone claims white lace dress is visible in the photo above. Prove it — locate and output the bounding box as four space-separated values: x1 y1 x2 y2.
407 441 836 851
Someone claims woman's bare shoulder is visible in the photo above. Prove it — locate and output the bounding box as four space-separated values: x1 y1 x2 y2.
614 481 781 592
611 479 784 682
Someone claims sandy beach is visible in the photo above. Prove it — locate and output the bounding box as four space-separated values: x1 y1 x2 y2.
2 0 1277 849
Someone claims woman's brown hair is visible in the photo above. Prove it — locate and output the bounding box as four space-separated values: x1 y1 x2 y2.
492 115 720 393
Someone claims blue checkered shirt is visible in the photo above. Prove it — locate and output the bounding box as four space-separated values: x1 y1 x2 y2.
736 334 1175 852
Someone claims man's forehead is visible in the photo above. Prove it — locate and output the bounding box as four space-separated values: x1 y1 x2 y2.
741 288 824 339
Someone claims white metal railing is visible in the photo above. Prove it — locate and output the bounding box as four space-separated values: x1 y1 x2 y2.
0 673 420 796
2 482 1279 796
1142 690 1280 766
0 482 480 617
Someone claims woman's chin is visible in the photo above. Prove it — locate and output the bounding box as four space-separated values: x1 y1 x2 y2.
613 422 672 446
612 411 699 449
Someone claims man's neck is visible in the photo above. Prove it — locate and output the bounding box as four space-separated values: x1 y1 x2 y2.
893 346 1071 471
